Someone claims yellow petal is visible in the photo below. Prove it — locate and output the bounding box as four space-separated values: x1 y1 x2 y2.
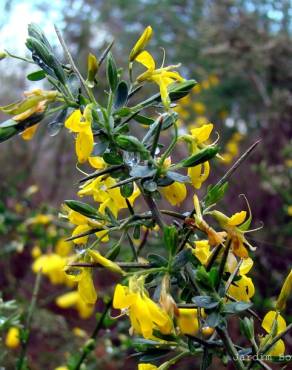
262 311 286 335
71 224 92 244
129 26 153 62
5 327 20 349
144 295 170 328
177 308 199 336
65 110 82 132
160 182 187 206
228 211 247 226
190 123 213 143
276 269 292 311
136 50 155 70
88 156 106 169
239 257 254 275
88 250 124 275
138 364 158 370
131 295 153 338
262 336 285 356
75 130 94 163
188 162 210 190
228 275 255 302
78 269 97 305
68 210 89 225
113 284 135 309
56 291 79 308
76 297 94 319
193 240 211 265
21 124 38 140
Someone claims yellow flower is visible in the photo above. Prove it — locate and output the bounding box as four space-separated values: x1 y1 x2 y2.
74 268 97 305
193 240 210 265
27 213 53 225
87 250 125 275
32 253 69 285
22 124 39 140
129 25 153 62
56 290 94 319
55 238 72 257
208 74 219 86
260 311 286 356
287 206 292 216
67 209 108 244
31 245 42 259
65 106 94 163
160 181 187 206
113 277 172 339
186 123 213 189
176 308 200 336
192 102 206 115
55 367 68 370
72 327 87 338
211 209 255 259
192 84 202 94
276 269 292 311
78 176 140 218
194 116 209 127
88 156 106 169
228 275 255 302
135 51 184 109
5 327 20 349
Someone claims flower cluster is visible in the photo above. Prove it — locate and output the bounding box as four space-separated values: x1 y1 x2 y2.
1 24 291 370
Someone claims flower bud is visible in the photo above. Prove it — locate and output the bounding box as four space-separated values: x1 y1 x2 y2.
0 51 7 60
201 326 215 338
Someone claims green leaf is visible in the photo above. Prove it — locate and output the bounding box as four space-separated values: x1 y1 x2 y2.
133 225 140 240
192 296 220 309
139 349 171 362
167 171 190 183
27 70 46 81
163 225 178 255
105 242 121 261
103 150 123 165
205 311 222 328
222 301 253 314
0 126 18 143
172 249 192 269
114 80 128 109
130 165 156 178
179 146 219 168
142 179 157 192
116 134 148 154
239 317 254 340
147 254 168 267
120 182 134 197
205 182 228 207
133 114 155 126
138 79 197 109
134 114 155 126
64 200 103 220
106 52 118 92
195 266 214 290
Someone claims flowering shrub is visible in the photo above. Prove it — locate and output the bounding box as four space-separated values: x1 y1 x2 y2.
0 24 291 370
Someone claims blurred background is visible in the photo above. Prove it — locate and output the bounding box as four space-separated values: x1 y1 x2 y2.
0 0 291 368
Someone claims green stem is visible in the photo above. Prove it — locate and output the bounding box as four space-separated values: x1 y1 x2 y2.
216 239 231 290
158 122 178 166
162 350 189 369
71 300 112 370
216 327 245 370
17 271 42 370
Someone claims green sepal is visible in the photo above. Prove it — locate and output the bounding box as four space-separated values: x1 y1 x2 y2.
179 146 219 168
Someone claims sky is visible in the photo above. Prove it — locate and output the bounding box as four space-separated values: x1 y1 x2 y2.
1 1 63 54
